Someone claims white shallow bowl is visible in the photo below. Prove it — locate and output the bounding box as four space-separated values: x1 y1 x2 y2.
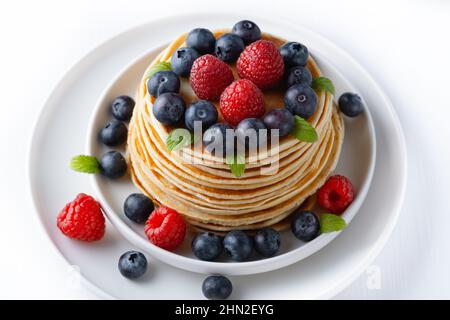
86 31 376 275
29 13 406 299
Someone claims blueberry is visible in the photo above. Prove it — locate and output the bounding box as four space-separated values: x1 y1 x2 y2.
99 120 127 146
153 93 186 125
118 251 147 279
280 42 309 68
215 33 245 63
223 230 253 261
192 232 223 261
232 20 261 45
111 95 135 121
338 92 364 117
124 193 154 224
263 108 295 137
284 84 318 119
147 71 180 97
186 28 216 55
254 228 280 257
185 100 218 132
171 47 200 77
291 210 320 242
203 123 235 157
202 275 232 300
99 151 127 179
285 66 313 88
235 118 267 151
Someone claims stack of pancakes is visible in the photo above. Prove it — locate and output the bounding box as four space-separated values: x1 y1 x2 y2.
127 30 344 232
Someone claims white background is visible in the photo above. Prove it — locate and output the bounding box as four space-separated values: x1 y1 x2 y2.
1 0 449 299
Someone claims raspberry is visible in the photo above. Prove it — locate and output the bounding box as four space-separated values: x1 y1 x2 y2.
145 206 186 251
190 54 234 100
317 175 355 214
57 193 105 242
237 40 284 89
219 79 265 126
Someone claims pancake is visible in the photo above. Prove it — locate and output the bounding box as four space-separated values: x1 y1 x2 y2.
127 29 344 231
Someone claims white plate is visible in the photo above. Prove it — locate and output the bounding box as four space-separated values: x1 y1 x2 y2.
28 13 407 299
86 47 376 275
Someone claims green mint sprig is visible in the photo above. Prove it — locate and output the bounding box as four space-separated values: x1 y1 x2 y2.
291 115 318 143
226 153 245 178
311 76 335 95
320 213 347 233
70 155 100 174
145 61 172 80
166 128 196 152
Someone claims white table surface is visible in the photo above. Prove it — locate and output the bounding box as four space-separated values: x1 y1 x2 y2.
1 0 449 299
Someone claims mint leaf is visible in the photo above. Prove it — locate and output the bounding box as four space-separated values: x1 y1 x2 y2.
312 76 335 95
320 213 347 233
166 128 193 151
226 153 245 178
291 115 318 142
145 61 171 79
70 155 100 174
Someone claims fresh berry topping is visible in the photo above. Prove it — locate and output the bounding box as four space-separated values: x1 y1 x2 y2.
203 123 235 157
170 47 200 77
232 20 261 45
118 251 147 279
124 193 154 224
202 275 233 300
237 40 284 89
111 95 135 121
291 210 320 242
57 193 105 242
235 118 267 151
144 206 186 251
280 42 309 68
189 55 234 100
285 66 313 88
338 92 364 117
214 33 245 63
185 100 218 131
191 232 223 261
152 92 186 125
317 175 355 214
284 84 318 119
254 228 280 257
99 120 127 146
263 108 295 137
99 151 127 179
147 70 180 97
223 230 253 261
219 79 265 126
186 28 216 55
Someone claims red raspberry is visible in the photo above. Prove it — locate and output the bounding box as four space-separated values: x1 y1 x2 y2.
57 193 105 242
317 175 355 214
190 54 234 100
219 79 265 126
237 40 284 89
145 206 186 251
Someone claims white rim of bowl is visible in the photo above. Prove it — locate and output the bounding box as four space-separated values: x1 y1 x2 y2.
85 19 377 275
